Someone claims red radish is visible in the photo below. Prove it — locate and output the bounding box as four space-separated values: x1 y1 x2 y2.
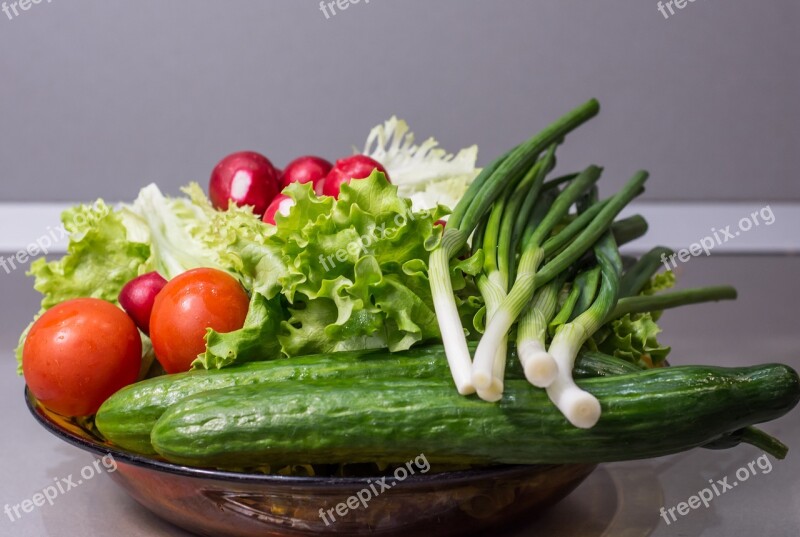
262 194 296 225
322 155 389 198
118 272 168 335
281 156 332 189
209 151 280 216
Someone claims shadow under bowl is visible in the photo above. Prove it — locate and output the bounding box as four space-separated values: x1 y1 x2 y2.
26 388 596 537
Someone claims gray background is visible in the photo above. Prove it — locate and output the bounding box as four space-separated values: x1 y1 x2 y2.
0 0 798 202
1 2 799 536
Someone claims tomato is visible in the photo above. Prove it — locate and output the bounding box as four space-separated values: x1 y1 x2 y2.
149 268 250 373
23 298 142 417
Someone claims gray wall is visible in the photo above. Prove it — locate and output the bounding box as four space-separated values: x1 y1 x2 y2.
1 0 798 203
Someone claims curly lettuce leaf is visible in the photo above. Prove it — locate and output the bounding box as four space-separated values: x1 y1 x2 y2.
641 270 676 296
15 201 151 372
363 116 480 211
270 172 450 355
194 293 284 370
193 171 481 367
30 201 150 310
589 271 676 367
596 312 671 367
128 183 226 279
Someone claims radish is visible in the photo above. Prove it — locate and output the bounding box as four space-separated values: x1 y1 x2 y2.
281 156 332 189
322 155 389 198
262 194 296 225
118 272 168 335
209 151 280 217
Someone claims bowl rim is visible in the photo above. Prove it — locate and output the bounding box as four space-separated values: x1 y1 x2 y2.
25 387 562 486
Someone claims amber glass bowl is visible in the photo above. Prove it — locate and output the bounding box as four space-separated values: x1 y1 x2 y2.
26 388 595 537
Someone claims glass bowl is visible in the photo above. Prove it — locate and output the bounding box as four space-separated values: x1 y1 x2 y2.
26 388 596 537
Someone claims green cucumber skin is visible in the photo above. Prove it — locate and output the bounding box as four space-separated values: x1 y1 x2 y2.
95 345 637 455
96 348 444 455
151 364 800 469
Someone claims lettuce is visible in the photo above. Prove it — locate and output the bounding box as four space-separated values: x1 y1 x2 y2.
17 171 483 374
16 201 151 372
363 116 480 211
194 293 284 369
189 171 483 367
16 184 235 373
591 271 676 367
30 201 150 310
128 183 226 279
596 312 671 367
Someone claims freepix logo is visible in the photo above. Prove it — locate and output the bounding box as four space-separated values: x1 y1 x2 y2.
2 0 53 21
656 0 701 20
319 0 371 20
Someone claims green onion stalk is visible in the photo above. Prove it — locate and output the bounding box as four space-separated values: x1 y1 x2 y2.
607 285 737 321
515 278 563 386
545 230 623 429
515 188 604 387
619 246 674 297
471 164 600 393
472 148 557 401
430 99 600 395
472 170 649 384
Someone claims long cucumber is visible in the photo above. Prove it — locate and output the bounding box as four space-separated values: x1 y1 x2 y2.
96 345 640 455
150 363 800 469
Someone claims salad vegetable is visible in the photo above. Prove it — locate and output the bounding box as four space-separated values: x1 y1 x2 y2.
363 115 480 211
15 101 798 478
321 154 389 198
23 298 142 416
209 151 281 217
261 193 295 225
118 271 168 335
280 155 332 189
149 268 250 373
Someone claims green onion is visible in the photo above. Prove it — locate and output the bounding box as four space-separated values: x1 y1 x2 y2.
472 166 607 375
473 165 599 392
430 100 600 395
607 285 737 321
472 148 558 399
619 246 674 297
610 214 649 247
545 230 622 428
516 278 562 386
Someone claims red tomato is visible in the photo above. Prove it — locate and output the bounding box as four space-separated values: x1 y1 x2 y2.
23 298 142 417
149 268 250 373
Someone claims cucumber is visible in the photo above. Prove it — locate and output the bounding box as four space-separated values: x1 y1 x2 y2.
151 363 800 469
96 345 639 455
